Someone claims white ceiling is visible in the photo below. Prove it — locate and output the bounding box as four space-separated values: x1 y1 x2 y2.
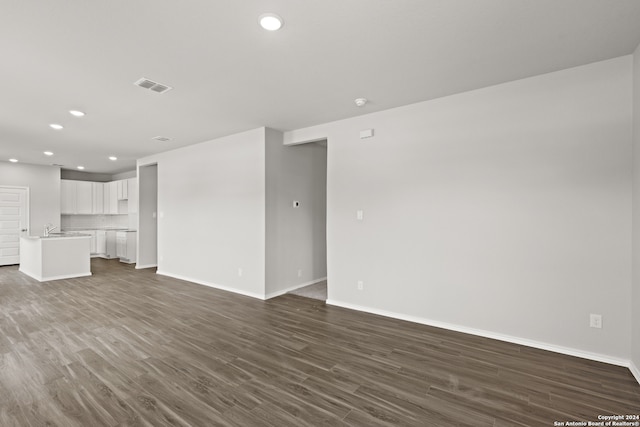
2 0 640 174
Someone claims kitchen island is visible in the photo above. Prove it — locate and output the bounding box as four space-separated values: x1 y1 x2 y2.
19 234 91 282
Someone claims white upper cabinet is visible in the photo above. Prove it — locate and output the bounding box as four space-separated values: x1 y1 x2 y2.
62 180 104 214
127 178 138 213
117 179 128 200
61 180 76 214
108 181 119 214
92 182 104 214
61 179 93 214
75 181 93 214
61 178 136 215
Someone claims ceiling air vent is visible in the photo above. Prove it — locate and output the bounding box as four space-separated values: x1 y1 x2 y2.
152 136 172 142
134 78 173 94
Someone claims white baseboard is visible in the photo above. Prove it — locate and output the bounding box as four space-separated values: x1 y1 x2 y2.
630 360 640 386
136 263 157 270
265 277 328 300
326 299 630 368
19 268 92 283
156 270 265 300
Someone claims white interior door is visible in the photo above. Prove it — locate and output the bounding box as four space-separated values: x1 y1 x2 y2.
0 186 29 266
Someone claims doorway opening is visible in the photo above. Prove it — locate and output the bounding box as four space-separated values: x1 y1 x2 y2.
289 279 327 300
137 164 158 269
284 139 327 301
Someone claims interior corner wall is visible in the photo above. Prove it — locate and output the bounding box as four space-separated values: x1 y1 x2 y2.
265 128 327 297
631 43 640 381
138 128 267 299
112 170 137 180
137 164 157 268
287 55 633 362
0 162 61 233
60 170 113 182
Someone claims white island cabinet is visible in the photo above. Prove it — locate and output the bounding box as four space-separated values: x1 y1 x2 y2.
19 235 91 282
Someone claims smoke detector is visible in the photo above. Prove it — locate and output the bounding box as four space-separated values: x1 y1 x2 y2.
354 98 367 107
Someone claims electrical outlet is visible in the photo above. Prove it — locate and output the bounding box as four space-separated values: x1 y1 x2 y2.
589 314 602 329
357 280 364 291
238 268 243 277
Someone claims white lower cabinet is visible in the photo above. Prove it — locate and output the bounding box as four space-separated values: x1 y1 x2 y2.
106 231 117 258
116 231 136 264
96 230 106 255
95 230 117 259
64 229 121 259
116 232 125 258
76 230 97 254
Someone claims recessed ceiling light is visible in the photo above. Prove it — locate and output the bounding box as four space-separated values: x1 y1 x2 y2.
259 13 283 31
109 156 117 161
77 166 85 170
9 158 18 163
49 123 64 130
69 110 85 117
44 151 54 156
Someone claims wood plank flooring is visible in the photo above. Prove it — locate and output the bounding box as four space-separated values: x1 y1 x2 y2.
0 258 638 426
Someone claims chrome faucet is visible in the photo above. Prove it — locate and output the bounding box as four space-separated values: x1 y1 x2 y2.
44 224 57 237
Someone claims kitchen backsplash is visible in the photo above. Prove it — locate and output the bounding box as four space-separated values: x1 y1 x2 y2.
62 214 132 230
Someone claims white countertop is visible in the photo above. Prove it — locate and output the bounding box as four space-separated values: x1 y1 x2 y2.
23 234 92 240
62 227 131 231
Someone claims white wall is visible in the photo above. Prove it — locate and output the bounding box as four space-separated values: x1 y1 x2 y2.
265 129 327 297
286 56 633 363
137 164 157 268
138 128 266 298
632 43 640 382
0 162 60 234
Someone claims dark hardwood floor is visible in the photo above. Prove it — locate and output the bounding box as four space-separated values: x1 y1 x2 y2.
1 258 638 426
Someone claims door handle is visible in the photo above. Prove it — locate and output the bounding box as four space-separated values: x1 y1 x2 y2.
21 229 27 232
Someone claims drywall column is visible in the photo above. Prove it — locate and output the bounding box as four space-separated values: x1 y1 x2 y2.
138 128 267 299
631 43 640 383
